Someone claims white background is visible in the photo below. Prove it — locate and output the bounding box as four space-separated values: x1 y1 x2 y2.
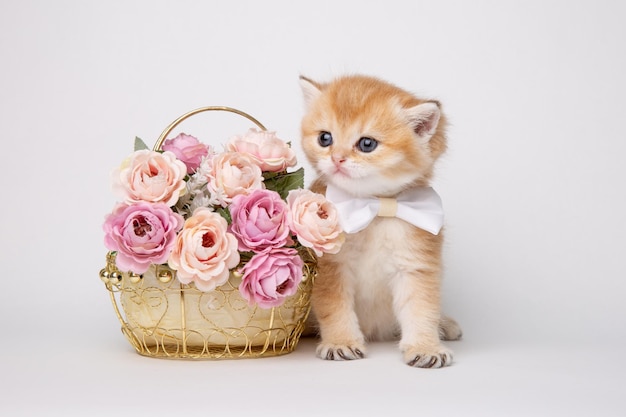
1 1 625 416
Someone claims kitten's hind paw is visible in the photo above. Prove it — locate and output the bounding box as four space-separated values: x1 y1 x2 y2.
439 315 463 341
316 342 367 361
403 345 453 368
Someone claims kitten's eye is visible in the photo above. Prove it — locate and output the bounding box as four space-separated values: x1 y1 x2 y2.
357 137 378 153
318 131 333 147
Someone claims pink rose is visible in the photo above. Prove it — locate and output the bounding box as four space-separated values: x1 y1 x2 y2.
229 189 293 252
286 189 345 256
103 202 183 274
206 152 264 206
162 133 210 174
112 149 187 207
227 128 297 172
239 248 304 309
168 208 240 292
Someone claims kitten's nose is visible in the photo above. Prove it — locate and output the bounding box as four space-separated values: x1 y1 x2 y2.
332 154 346 165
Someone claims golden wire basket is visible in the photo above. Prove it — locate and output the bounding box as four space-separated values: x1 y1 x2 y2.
99 106 317 359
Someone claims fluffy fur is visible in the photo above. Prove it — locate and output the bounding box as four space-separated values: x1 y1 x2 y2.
299 74 461 368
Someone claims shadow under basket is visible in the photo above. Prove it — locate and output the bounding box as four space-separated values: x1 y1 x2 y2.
100 251 316 359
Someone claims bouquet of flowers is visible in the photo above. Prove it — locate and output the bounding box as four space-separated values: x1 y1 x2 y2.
103 126 344 310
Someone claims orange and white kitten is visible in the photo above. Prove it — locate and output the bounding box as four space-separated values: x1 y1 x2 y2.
299 74 461 368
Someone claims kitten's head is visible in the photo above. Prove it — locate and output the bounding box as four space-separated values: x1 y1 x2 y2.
299 74 447 197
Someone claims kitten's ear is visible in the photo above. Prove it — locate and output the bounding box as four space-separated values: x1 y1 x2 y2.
299 75 322 108
404 101 441 143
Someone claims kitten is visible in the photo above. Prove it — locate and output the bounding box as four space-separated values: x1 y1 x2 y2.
299 74 461 368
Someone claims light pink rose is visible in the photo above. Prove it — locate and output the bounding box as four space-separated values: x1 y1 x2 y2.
229 189 292 252
286 189 345 256
162 133 210 174
168 208 240 292
112 149 187 207
103 202 183 274
206 152 264 206
227 128 297 172
239 248 304 309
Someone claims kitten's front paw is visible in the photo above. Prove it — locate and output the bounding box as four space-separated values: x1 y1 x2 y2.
316 342 367 361
402 345 453 368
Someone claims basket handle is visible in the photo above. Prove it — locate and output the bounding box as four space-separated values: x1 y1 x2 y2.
153 106 267 151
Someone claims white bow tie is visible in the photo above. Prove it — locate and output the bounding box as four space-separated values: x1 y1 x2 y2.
325 184 444 235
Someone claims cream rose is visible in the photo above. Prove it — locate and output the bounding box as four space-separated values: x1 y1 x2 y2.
206 151 264 206
112 149 187 207
286 189 345 256
226 128 297 172
168 208 240 292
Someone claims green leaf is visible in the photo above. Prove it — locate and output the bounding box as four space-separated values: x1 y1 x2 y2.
263 167 305 199
238 251 255 264
216 206 232 224
134 136 150 151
